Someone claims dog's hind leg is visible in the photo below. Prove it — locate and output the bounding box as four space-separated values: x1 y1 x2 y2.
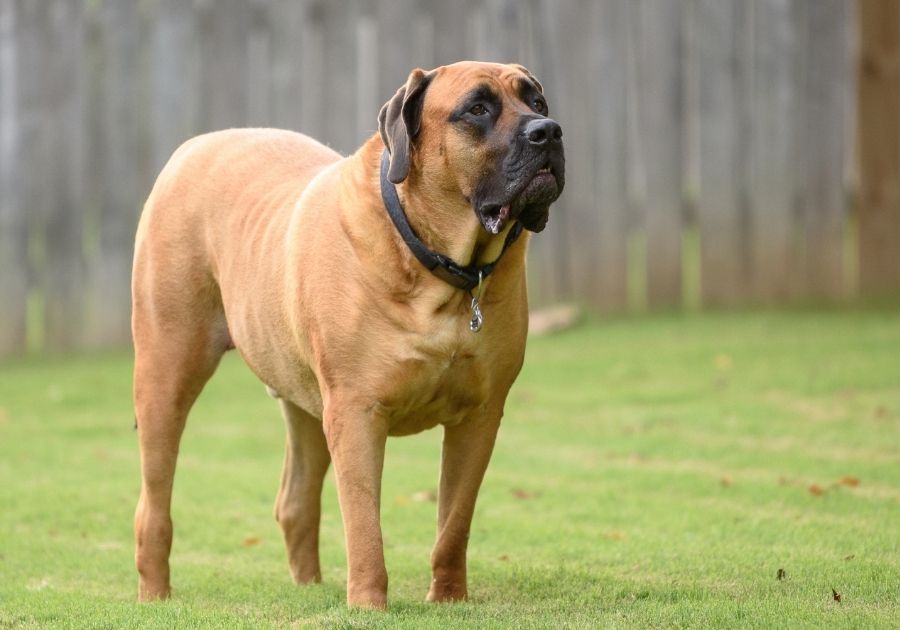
274 399 331 583
132 262 227 600
133 324 224 600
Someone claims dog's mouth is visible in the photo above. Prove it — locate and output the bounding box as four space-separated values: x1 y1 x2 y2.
478 161 562 234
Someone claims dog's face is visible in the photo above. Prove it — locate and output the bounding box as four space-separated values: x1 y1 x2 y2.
379 61 565 234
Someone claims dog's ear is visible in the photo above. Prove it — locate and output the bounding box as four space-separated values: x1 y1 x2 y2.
511 63 543 94
378 68 433 184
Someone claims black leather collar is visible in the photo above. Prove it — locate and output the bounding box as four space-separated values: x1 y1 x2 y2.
379 149 523 292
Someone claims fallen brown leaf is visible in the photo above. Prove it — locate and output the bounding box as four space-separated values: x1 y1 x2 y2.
720 476 734 487
808 484 825 497
511 488 537 500
776 568 786 580
844 554 855 561
242 536 261 547
838 475 860 488
498 554 510 562
832 587 841 603
604 530 626 541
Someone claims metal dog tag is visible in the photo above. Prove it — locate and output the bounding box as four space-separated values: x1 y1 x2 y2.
469 271 484 333
469 295 483 333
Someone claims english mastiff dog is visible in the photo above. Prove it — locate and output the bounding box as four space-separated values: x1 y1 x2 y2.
132 61 565 608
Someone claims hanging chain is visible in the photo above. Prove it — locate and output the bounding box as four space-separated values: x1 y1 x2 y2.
469 271 484 333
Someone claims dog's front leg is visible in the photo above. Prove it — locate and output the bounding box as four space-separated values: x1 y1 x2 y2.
427 414 502 603
324 404 389 608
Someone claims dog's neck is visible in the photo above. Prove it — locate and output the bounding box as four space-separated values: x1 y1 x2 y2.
340 136 527 310
367 137 516 273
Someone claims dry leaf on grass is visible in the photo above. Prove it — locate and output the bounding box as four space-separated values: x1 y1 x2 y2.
776 568 786 580
808 484 825 497
838 475 860 487
832 588 842 602
720 476 734 487
604 530 626 541
844 554 855 561
242 536 261 547
511 488 537 500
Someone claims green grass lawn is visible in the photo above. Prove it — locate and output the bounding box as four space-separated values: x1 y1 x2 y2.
1 309 898 628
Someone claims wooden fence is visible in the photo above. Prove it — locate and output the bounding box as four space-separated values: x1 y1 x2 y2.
0 0 882 356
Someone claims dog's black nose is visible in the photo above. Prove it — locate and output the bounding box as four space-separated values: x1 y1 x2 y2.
525 118 563 145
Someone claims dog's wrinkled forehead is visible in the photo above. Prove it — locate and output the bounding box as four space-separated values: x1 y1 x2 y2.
425 62 544 117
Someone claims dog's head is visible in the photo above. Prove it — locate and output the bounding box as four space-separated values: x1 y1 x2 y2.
379 61 565 234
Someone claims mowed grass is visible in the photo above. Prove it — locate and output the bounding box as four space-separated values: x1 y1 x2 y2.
0 308 898 629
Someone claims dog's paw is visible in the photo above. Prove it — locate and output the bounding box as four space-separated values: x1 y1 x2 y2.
426 579 467 603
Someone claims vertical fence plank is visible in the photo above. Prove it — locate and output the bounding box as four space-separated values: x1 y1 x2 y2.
431 0 470 66
588 0 630 311
802 0 849 300
0 0 26 355
325 0 358 154
16 0 46 352
356 1 378 140
299 1 326 139
477 0 522 62
42 0 86 351
83 0 148 348
151 0 197 170
639 0 684 309
857 0 900 296
268 0 305 132
323 0 359 154
751 0 798 302
374 0 435 133
377 0 415 106
247 0 272 126
195 0 251 132
411 0 435 70
696 0 747 307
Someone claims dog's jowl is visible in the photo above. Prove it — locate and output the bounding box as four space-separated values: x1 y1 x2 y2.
132 61 565 608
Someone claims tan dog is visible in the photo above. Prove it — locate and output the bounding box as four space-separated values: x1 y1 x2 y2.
132 61 565 608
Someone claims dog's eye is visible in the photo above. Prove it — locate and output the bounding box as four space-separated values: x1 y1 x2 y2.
469 104 488 116
533 98 547 115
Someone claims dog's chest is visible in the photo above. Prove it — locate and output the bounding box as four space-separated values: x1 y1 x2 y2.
380 328 488 436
